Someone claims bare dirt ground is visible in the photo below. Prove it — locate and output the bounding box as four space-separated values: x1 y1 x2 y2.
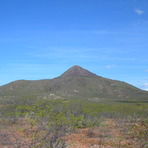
65 119 142 148
0 118 147 148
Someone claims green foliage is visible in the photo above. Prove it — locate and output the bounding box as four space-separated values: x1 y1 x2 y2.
0 98 148 147
16 100 86 129
81 100 148 118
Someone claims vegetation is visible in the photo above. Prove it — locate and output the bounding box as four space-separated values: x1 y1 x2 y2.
0 66 148 147
0 98 148 147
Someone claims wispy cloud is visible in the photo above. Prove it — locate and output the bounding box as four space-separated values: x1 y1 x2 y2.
4 63 64 79
142 83 148 87
140 83 148 91
106 65 115 69
135 9 144 15
9 63 62 73
30 47 102 62
101 56 136 61
145 69 148 72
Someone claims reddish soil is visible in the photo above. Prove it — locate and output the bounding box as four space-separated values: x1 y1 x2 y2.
0 118 146 148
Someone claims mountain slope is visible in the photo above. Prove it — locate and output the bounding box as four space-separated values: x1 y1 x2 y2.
0 65 148 102
60 65 98 77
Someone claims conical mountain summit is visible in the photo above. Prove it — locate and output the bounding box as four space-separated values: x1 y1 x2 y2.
60 65 97 77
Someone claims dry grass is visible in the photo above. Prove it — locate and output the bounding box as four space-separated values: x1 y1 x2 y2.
65 119 147 148
0 118 147 148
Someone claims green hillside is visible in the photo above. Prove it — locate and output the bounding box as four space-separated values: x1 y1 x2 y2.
0 65 148 104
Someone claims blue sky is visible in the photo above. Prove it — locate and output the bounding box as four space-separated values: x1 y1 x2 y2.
0 0 148 90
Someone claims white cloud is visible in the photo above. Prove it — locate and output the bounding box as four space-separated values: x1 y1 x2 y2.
135 9 144 15
106 65 115 69
140 83 148 91
142 83 148 87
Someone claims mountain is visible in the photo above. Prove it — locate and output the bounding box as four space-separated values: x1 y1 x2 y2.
60 65 98 77
0 65 148 103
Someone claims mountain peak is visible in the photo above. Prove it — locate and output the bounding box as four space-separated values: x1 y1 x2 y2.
60 65 97 77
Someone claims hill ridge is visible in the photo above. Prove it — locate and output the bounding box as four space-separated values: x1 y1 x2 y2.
0 65 148 101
